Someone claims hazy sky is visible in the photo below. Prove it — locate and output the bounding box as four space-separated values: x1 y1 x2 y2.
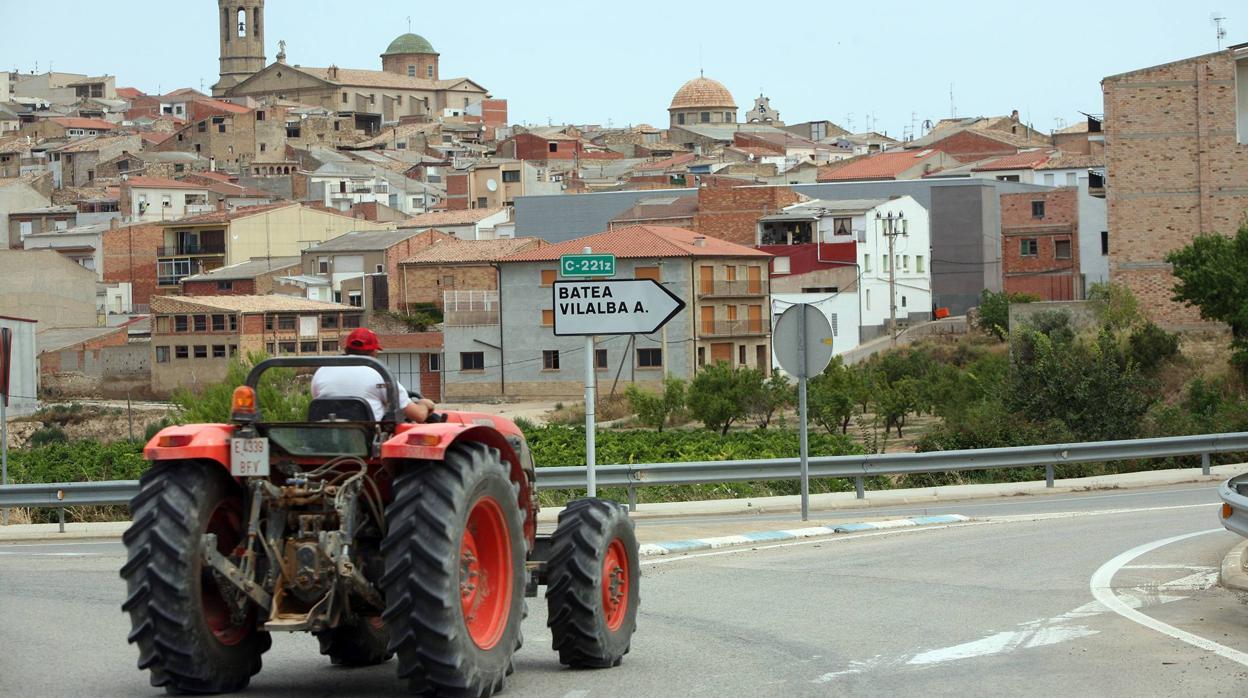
3 0 1239 136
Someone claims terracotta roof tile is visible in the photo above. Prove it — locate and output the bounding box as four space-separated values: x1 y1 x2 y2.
151 294 357 315
669 77 737 109
1034 153 1105 170
122 176 211 190
817 150 945 181
400 237 545 265
398 207 507 228
503 225 769 262
50 117 117 130
971 149 1057 172
159 202 298 225
298 66 481 91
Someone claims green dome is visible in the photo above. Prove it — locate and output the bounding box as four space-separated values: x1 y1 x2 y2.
383 32 436 55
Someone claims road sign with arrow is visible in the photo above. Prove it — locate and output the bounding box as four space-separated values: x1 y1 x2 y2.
552 279 686 337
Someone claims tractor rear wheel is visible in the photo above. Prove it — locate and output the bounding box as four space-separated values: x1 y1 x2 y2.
317 615 392 666
546 498 640 668
120 462 270 693
381 442 526 696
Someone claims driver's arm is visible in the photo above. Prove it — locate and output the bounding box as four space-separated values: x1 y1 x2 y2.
404 398 436 423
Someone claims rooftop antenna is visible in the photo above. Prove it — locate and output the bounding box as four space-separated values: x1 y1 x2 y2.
1212 13 1228 49
698 44 704 78
950 83 956 119
407 16 412 32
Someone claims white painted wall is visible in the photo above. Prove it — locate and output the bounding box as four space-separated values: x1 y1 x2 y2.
857 196 932 329
771 292 861 371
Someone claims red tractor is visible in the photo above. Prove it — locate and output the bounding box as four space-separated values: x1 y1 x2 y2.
119 356 639 695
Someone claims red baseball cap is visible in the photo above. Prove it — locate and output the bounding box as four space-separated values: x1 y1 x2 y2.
344 327 382 352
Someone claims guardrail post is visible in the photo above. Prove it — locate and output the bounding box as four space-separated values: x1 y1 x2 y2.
58 507 65 534
855 476 865 500
1202 452 1211 476
1045 464 1055 488
627 485 637 512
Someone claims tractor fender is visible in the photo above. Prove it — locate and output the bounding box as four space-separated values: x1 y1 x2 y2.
384 423 537 547
143 424 235 469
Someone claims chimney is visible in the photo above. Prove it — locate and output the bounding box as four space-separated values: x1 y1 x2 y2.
216 197 226 213
1010 109 1020 121
109 217 119 231
692 236 706 248
328 64 339 80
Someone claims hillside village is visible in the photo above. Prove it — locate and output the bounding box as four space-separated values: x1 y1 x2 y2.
1 1 1245 415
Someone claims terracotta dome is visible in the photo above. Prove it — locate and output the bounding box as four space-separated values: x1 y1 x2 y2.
669 76 737 110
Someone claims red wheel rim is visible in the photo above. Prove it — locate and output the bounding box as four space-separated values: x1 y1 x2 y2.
201 498 249 646
460 496 513 650
602 538 630 632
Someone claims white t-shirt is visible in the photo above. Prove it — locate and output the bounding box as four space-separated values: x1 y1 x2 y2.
310 365 413 421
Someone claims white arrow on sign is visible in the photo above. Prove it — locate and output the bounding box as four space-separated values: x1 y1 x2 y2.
552 279 687 337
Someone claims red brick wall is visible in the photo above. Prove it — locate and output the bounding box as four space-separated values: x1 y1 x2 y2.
481 99 508 128
101 223 164 306
692 185 801 246
1103 49 1248 326
182 279 257 296
1001 189 1080 301
401 263 498 310
445 173 468 209
382 230 454 310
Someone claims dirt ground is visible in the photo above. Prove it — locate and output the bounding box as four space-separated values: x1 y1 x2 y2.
435 400 561 425
5 401 176 450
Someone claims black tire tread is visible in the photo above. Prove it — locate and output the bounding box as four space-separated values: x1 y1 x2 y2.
545 498 640 668
317 617 393 666
120 462 270 693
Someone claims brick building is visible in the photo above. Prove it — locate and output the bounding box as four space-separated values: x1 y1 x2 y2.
101 221 165 308
397 237 546 311
154 106 288 172
148 294 362 395
1000 188 1080 301
692 185 801 246
1101 44 1248 326
494 132 623 163
299 229 453 311
180 256 302 296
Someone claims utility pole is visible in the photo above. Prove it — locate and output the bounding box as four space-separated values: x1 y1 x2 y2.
877 211 906 345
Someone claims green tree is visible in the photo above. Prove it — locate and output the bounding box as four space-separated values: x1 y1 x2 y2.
625 377 687 432
172 352 311 424
1087 281 1142 332
686 362 760 435
808 358 856 435
975 289 1040 340
1167 225 1248 375
873 377 920 438
747 371 795 429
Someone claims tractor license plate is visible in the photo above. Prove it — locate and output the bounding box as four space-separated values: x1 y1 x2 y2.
230 437 270 477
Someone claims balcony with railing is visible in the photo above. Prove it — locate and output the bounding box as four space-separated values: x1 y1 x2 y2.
698 279 764 298
699 319 766 337
157 243 226 257
443 290 499 326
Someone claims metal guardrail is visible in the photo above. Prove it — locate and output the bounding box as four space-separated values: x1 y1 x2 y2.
1219 473 1248 538
3 431 1247 531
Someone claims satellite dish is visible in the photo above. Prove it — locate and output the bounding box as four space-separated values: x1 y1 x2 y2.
486 178 498 192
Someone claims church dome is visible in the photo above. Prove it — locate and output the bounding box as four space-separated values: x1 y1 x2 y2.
669 76 736 110
383 32 436 55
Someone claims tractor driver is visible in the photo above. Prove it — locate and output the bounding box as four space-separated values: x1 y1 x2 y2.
311 327 436 423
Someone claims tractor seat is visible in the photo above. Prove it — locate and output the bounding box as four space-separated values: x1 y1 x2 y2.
308 397 375 422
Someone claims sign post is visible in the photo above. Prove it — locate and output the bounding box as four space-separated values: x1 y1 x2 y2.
1 327 11 525
553 269 686 498
773 304 835 521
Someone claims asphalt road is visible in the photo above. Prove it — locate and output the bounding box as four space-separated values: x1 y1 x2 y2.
2 484 1247 697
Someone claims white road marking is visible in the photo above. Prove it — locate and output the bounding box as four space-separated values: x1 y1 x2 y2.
0 551 102 557
0 540 118 547
561 691 590 698
1089 528 1248 668
1122 564 1215 570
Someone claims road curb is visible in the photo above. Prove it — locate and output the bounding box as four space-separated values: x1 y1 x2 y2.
636 514 970 557
1218 539 1248 593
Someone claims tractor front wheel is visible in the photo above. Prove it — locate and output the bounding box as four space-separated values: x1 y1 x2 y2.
381 442 526 696
545 498 640 668
120 462 270 693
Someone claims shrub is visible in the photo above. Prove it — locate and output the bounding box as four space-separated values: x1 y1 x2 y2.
28 426 69 447
746 372 794 429
808 358 856 435
1128 322 1180 372
625 377 686 432
171 352 310 424
975 289 1039 340
686 362 763 435
1087 281 1143 331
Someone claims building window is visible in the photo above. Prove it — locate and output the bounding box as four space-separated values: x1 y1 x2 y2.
1055 239 1072 259
1020 239 1038 256
1031 201 1045 218
175 345 189 359
476 197 488 208
1101 231 1109 256
193 315 207 332
903 255 910 270
595 348 607 369
275 341 294 354
300 340 318 354
883 254 890 272
255 110 265 121
342 92 349 103
637 348 662 368
996 175 1020 182
865 289 871 310
198 121 206 133
344 315 361 328
229 345 237 357
540 269 557 287
211 314 226 331
634 266 660 281
193 345 208 359
724 111 732 121
321 314 339 329
212 345 226 358
700 112 710 123
348 291 362 307
266 342 275 355
677 113 685 125
174 315 188 332
915 255 925 273
155 346 170 363
321 340 338 352
1066 172 1076 186
260 143 267 152
502 170 520 183
318 257 329 274
738 345 746 365
541 309 554 327
217 281 233 291
1043 173 1055 186
277 315 297 331
902 295 908 308
460 352 485 371
542 350 560 370
429 353 442 372
407 65 416 77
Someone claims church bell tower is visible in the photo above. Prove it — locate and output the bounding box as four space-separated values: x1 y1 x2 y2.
212 0 266 97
